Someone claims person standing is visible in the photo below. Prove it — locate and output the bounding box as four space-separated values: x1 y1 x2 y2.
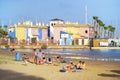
33 49 37 64
37 49 42 64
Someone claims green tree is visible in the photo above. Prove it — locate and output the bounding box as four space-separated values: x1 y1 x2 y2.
110 27 115 38
93 16 98 34
0 28 8 38
98 20 105 38
104 26 108 38
96 19 101 38
108 25 113 38
0 25 2 29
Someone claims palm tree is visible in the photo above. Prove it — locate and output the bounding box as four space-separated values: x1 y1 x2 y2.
110 27 115 38
104 26 108 38
96 19 102 38
108 25 113 38
93 16 98 31
98 20 105 38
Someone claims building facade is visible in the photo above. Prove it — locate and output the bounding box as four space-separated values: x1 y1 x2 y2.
8 19 94 45
8 21 48 42
51 19 94 45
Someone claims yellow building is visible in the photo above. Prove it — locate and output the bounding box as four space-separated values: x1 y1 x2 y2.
16 27 26 40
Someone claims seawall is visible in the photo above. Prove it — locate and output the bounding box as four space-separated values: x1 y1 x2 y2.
92 47 120 50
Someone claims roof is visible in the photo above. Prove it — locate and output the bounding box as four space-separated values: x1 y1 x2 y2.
9 25 48 29
53 24 93 28
50 18 63 21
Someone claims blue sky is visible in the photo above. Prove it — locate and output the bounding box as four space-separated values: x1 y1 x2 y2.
0 0 120 34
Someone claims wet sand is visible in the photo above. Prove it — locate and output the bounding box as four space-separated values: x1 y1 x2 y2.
0 51 120 80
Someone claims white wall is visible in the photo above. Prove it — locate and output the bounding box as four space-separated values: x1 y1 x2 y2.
84 39 89 45
50 21 63 37
100 42 108 47
79 39 82 45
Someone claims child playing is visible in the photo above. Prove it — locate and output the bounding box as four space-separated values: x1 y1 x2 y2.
22 54 29 64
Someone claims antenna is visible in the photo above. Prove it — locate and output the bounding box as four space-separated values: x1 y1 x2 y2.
118 17 120 38
85 5 88 24
9 19 12 26
36 16 38 24
22 17 24 23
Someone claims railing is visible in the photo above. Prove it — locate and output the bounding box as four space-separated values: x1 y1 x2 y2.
0 40 58 46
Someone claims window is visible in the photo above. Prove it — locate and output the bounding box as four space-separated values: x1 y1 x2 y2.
85 30 88 34
51 23 54 26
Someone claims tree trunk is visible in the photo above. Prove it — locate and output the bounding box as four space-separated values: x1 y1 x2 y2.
104 30 106 38
102 27 104 38
113 32 114 38
97 23 99 38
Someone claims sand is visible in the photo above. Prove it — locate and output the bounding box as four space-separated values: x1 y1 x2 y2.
0 51 120 80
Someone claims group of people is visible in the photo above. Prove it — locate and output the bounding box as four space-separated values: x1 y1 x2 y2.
33 49 49 64
21 49 86 73
60 60 86 72
22 48 52 64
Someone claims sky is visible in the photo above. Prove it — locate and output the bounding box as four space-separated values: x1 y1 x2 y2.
0 0 120 37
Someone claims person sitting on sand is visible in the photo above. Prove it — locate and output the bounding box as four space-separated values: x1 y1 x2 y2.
56 56 61 64
22 54 29 64
66 62 71 72
81 61 86 70
60 65 66 72
77 60 82 70
47 57 52 64
59 62 70 72
69 61 74 70
72 65 77 72
42 53 47 64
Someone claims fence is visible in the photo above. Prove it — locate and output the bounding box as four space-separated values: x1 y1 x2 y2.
0 39 58 46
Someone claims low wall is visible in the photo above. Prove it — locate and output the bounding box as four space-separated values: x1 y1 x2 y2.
92 47 120 50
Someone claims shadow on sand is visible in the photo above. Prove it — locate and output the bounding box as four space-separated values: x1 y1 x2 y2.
0 69 45 80
110 70 120 74
98 70 120 78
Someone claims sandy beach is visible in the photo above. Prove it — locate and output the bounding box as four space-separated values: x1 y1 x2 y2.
0 51 120 80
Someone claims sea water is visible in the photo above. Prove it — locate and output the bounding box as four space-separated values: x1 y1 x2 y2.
0 48 120 62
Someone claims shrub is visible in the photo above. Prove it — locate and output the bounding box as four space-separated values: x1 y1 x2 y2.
72 40 74 45
31 38 36 43
41 44 47 49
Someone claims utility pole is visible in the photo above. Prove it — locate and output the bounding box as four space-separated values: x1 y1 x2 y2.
85 5 88 24
36 16 38 25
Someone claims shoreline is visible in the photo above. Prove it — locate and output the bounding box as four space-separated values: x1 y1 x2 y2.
1 44 120 50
